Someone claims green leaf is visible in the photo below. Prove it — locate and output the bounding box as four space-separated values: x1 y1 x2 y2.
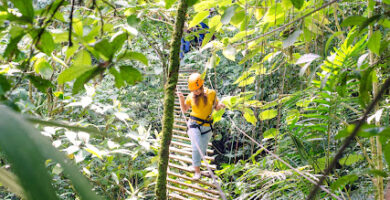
238 76 255 87
0 107 103 200
331 174 358 191
0 75 11 96
221 6 236 25
119 66 143 85
282 30 302 49
259 109 278 120
127 15 140 27
165 0 177 9
339 154 363 166
74 50 92 67
3 33 24 59
34 58 53 79
93 39 113 61
10 0 34 22
37 31 55 55
286 109 300 125
263 128 279 139
289 0 304 9
120 51 148 66
72 67 102 95
110 32 127 54
244 109 257 126
109 67 125 88
222 45 236 61
230 10 245 27
187 0 199 7
58 50 94 84
212 108 225 123
58 65 95 84
367 31 381 56
340 16 367 27
73 19 83 36
325 31 343 54
0 107 58 200
27 75 53 92
189 11 209 28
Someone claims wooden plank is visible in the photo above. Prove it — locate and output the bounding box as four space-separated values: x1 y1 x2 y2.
169 193 188 200
172 129 187 136
169 163 194 173
167 185 219 200
173 124 187 130
168 171 216 188
174 119 187 124
169 155 216 170
169 164 212 178
168 178 220 196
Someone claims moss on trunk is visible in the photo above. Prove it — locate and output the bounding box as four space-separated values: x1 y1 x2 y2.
155 0 188 199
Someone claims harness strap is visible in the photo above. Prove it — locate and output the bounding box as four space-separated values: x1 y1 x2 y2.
189 116 213 135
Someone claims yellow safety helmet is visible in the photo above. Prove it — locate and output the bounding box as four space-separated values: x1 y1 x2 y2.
188 73 204 91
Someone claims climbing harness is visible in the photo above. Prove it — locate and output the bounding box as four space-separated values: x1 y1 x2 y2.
188 116 213 135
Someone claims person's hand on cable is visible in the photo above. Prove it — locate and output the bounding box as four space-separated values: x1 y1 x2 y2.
215 102 225 110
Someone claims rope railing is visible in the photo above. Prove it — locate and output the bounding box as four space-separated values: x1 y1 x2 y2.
175 87 227 200
227 116 342 200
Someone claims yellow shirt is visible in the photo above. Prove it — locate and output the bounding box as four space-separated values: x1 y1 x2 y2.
185 88 219 126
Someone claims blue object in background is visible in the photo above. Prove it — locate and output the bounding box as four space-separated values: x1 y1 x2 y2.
180 22 209 59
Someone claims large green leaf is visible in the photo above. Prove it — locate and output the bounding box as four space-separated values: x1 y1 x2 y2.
120 51 149 66
330 174 358 191
222 45 236 61
109 67 125 88
259 109 278 120
340 16 367 27
165 0 177 9
58 65 95 84
367 30 381 56
93 39 113 61
72 67 103 95
0 107 103 200
27 75 54 92
189 11 209 28
221 6 236 25
10 0 34 22
119 66 143 85
212 108 225 123
58 50 94 84
110 31 127 54
263 128 279 139
3 33 24 59
289 0 304 9
37 31 55 55
0 75 11 96
34 58 53 79
339 154 363 166
244 109 257 126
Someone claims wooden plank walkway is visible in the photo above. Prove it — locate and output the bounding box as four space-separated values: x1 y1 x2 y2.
167 68 222 199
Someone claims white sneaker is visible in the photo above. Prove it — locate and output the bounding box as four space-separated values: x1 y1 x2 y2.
193 172 201 180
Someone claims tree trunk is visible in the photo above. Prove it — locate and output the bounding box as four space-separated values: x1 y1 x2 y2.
155 0 188 199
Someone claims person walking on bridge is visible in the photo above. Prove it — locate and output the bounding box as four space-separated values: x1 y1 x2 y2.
176 73 225 180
